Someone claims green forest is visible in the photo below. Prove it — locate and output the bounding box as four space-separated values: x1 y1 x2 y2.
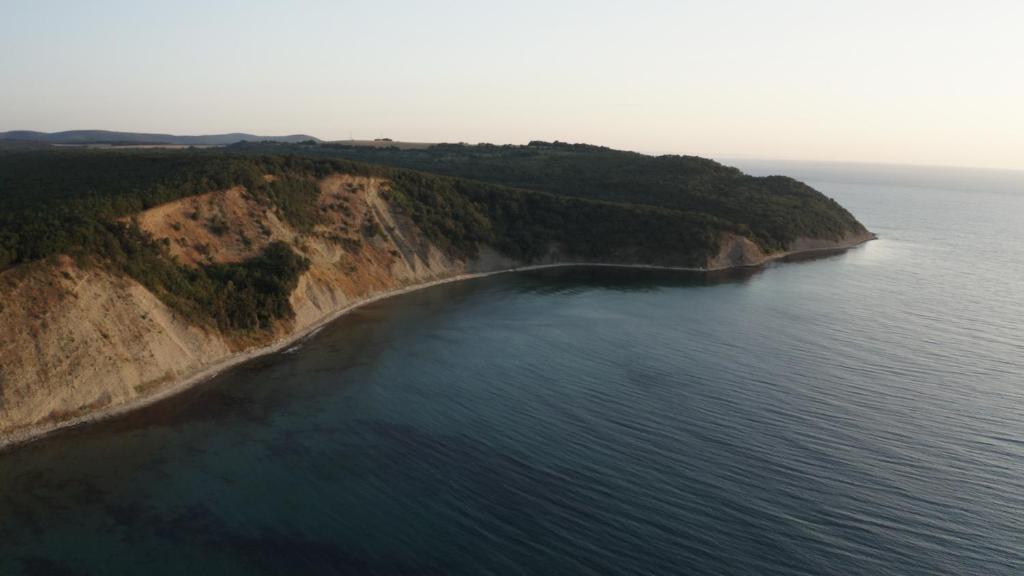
0 145 866 334
229 140 867 251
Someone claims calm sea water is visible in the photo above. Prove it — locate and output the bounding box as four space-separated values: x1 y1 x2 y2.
1 163 1023 575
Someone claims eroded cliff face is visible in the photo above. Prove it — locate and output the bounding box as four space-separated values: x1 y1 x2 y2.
0 257 231 440
706 230 874 270
0 174 514 445
706 234 768 269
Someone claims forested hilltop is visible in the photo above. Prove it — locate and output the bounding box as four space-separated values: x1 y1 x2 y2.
228 140 868 252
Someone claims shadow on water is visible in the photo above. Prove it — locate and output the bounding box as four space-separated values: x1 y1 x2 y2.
517 263 763 293
517 246 866 293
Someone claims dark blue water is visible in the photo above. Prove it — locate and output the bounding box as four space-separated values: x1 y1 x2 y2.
2 163 1023 575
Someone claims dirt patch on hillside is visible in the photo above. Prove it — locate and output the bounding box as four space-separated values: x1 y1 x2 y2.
707 234 767 269
133 186 294 266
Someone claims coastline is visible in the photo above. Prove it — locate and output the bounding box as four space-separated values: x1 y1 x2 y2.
0 234 873 452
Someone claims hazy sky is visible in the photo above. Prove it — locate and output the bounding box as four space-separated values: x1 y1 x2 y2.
2 0 1022 169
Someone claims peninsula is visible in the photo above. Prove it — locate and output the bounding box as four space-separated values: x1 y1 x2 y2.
0 140 872 448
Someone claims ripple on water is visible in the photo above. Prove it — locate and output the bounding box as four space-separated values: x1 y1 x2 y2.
1 172 1024 575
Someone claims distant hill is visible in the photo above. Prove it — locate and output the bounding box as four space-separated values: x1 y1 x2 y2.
0 130 320 146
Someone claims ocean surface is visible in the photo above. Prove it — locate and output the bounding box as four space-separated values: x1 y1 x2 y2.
1 162 1023 575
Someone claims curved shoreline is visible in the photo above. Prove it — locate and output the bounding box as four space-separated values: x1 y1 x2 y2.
0 235 873 452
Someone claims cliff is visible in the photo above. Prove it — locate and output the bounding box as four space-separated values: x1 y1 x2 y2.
0 174 502 446
707 230 875 269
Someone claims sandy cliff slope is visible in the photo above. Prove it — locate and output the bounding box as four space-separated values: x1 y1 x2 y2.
0 174 533 446
0 257 231 440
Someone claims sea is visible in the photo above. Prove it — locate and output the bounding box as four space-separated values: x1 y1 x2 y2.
0 161 1022 575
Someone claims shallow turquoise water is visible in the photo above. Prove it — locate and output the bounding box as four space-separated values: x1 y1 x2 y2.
1 163 1022 575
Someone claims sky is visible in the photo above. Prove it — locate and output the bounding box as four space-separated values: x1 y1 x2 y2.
2 0 1022 170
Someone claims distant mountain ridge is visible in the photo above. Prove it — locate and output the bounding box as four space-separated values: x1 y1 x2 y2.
0 130 320 146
